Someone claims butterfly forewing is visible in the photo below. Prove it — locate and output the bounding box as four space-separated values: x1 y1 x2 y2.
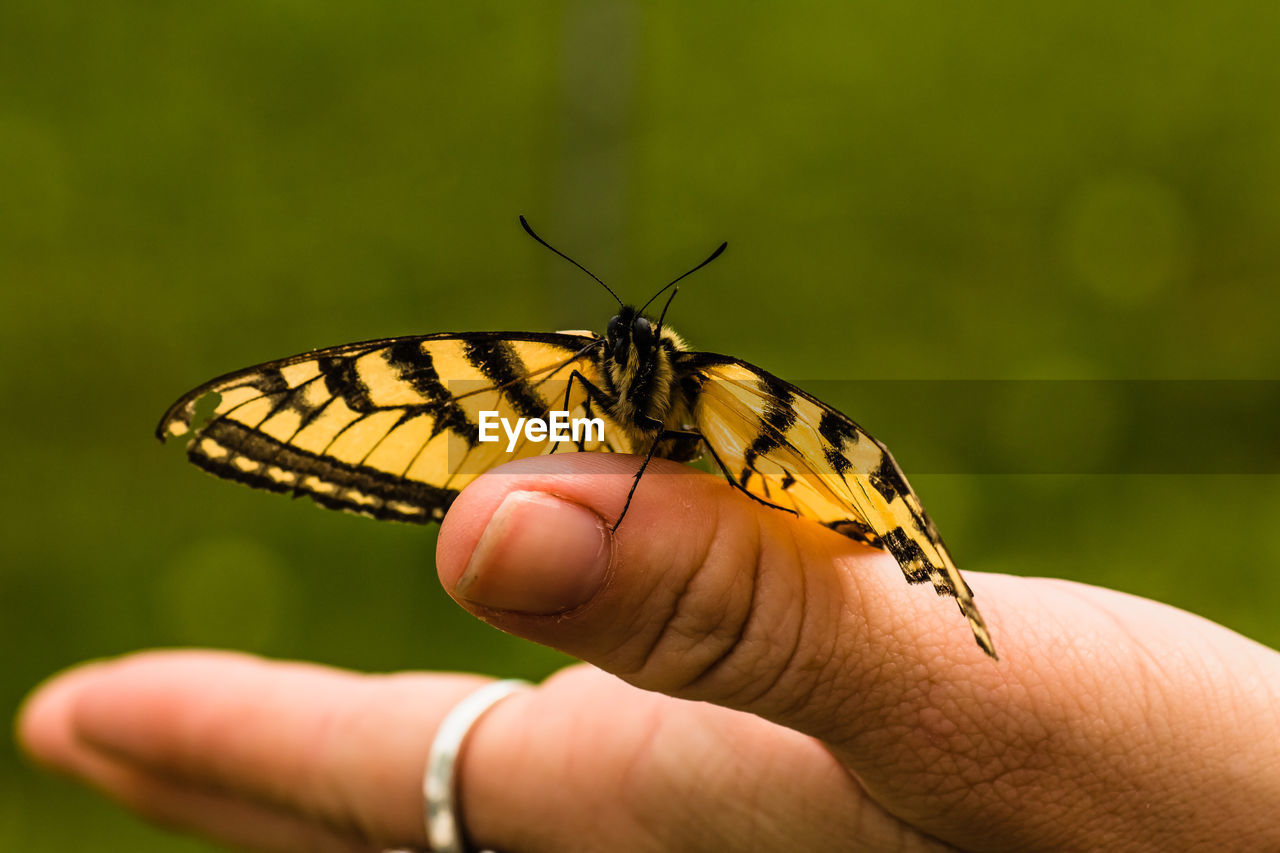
159 332 624 523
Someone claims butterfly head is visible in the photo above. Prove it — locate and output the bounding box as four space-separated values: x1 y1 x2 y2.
517 214 718 388
605 305 659 370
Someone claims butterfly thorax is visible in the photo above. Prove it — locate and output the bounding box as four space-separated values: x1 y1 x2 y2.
597 306 700 460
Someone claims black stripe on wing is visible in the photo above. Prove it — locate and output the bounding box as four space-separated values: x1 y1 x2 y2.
464 339 551 421
384 340 478 441
190 418 458 523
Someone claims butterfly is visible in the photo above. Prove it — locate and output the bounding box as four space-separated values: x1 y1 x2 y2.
158 217 997 659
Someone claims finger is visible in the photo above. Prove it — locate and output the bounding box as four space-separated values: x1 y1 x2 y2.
435 453 1003 743
53 754 363 853
17 657 369 852
16 651 943 852
18 650 485 849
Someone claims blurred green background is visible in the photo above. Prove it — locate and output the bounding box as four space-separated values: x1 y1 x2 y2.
4 1 1280 849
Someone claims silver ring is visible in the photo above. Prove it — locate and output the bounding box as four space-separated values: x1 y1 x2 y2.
424 679 533 853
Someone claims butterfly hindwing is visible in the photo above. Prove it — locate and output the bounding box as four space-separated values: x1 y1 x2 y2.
682 353 996 658
159 332 629 523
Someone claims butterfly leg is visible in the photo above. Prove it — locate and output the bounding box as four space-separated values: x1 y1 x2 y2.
549 369 611 455
612 428 669 532
662 427 799 517
612 426 799 532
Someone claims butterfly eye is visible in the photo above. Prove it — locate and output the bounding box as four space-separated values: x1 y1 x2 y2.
632 316 654 348
607 316 624 342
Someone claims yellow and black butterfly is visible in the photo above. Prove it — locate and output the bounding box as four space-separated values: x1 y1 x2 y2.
158 218 997 659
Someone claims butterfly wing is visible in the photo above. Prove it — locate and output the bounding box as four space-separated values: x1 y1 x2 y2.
682 352 996 658
159 331 632 523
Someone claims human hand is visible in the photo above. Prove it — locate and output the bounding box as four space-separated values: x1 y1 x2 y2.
18 454 1280 851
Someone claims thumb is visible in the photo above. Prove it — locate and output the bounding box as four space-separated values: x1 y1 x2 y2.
435 452 1000 745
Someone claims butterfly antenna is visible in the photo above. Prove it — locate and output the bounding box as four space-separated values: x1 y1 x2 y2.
520 215 622 307
639 241 727 315
654 286 680 336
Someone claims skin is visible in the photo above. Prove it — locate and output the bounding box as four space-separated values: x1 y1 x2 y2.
16 453 1280 852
